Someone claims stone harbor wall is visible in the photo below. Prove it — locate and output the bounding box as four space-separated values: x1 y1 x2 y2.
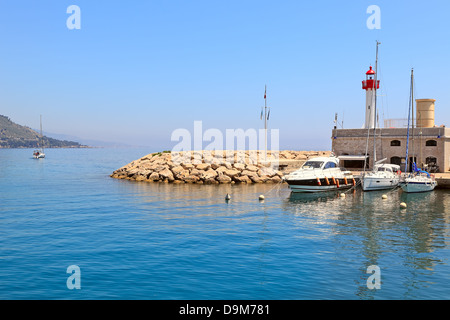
110 150 331 184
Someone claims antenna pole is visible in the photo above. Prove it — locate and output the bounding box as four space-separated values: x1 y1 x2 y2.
411 69 415 168
264 85 267 162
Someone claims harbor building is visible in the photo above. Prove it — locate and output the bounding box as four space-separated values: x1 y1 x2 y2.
331 67 449 173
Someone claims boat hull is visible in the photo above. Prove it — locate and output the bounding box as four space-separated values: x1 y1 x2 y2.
361 176 399 191
400 181 437 193
33 153 45 159
286 177 356 193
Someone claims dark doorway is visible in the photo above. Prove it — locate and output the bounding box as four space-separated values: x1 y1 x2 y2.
342 160 369 169
390 156 402 166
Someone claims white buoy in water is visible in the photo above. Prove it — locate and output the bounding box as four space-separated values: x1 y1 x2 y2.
340 193 346 198
382 194 388 200
400 202 407 209
259 195 265 200
225 193 231 201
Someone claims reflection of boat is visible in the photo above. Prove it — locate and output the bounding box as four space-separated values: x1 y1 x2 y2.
288 190 339 203
400 69 436 193
361 162 400 191
400 187 437 203
33 115 45 159
284 155 357 193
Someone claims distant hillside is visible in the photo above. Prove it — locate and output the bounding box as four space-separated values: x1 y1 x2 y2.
0 115 86 148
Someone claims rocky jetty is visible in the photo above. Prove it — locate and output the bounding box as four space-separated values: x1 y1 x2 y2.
110 150 331 184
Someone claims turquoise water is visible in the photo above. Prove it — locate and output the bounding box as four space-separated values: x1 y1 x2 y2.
1 148 450 299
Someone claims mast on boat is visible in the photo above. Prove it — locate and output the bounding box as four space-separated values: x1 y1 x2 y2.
40 114 44 154
372 41 380 170
405 69 414 173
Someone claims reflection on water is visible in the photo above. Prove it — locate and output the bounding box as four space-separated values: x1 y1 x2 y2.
288 190 341 203
282 187 450 299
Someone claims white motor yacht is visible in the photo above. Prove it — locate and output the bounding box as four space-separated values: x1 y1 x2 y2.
285 155 357 193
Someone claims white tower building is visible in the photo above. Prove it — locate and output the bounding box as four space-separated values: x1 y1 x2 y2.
362 66 380 129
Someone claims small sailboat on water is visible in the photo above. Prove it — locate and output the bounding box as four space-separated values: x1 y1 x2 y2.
400 69 436 193
362 160 401 191
360 42 400 191
33 115 45 159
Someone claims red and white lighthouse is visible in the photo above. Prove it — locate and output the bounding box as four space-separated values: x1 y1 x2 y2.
362 66 380 129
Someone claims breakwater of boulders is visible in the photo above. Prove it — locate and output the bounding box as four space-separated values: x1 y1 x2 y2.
110 150 330 184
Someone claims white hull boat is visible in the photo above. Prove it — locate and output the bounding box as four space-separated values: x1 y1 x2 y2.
400 174 437 193
361 163 400 191
33 150 45 159
400 69 436 193
285 155 357 193
33 115 45 159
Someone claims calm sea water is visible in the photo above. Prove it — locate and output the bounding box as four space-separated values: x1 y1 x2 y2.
1 148 450 300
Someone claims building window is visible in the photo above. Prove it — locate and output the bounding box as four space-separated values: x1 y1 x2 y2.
426 140 437 146
390 140 401 146
390 156 402 166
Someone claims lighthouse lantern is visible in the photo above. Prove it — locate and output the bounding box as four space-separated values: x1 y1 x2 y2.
362 66 380 129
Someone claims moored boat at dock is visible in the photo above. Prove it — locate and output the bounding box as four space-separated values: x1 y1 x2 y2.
361 163 400 191
400 68 437 193
400 172 437 193
284 155 357 193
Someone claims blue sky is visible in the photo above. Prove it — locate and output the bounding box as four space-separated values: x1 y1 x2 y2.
0 0 449 150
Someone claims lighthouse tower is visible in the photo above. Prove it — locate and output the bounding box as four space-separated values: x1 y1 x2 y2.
362 66 380 129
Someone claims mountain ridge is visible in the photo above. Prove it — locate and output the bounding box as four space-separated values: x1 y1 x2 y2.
0 115 87 148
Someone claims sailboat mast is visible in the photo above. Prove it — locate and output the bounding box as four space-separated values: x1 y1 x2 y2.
40 114 44 152
372 41 380 169
405 69 413 172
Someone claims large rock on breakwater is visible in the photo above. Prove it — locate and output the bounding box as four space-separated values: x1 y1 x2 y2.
110 150 331 184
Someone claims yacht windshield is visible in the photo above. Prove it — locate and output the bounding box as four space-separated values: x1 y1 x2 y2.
302 161 323 169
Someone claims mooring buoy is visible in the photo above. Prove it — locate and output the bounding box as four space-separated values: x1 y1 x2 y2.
382 194 388 200
259 195 265 200
400 202 407 208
